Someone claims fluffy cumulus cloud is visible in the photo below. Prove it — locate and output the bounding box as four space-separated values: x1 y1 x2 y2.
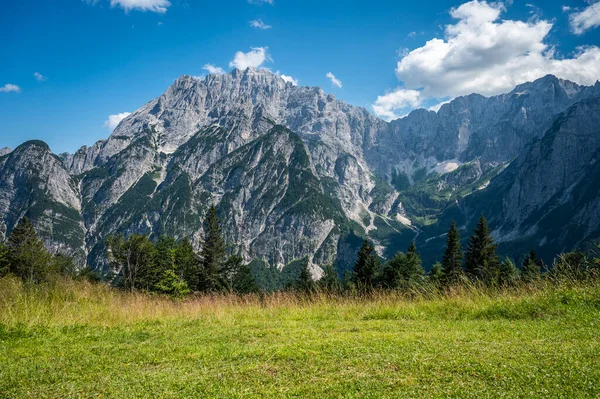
372 0 600 120
249 19 272 29
372 89 421 120
33 72 47 82
229 47 271 70
0 84 21 93
203 64 226 75
109 0 171 13
326 72 342 88
569 2 600 35
278 73 298 86
104 112 132 130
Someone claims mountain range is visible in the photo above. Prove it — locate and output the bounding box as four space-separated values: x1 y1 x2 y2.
1 68 599 282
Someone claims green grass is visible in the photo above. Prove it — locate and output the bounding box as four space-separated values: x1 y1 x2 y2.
1 278 599 398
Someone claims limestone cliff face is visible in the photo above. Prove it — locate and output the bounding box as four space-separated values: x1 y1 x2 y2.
2 69 600 273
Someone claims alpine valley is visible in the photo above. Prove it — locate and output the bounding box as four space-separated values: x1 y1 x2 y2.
2 68 600 285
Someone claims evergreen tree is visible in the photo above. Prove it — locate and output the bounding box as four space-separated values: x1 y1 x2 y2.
383 242 425 289
0 242 9 277
552 250 589 281
175 237 200 291
199 204 227 292
50 253 77 277
352 239 377 290
295 262 315 293
428 262 444 287
319 264 341 293
498 257 519 286
521 250 542 283
153 269 190 298
441 221 464 286
227 256 258 294
464 215 500 284
7 217 51 283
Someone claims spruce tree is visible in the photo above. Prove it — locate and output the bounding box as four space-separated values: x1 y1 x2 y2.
175 237 200 291
521 250 542 283
228 256 258 294
0 242 9 277
352 239 377 290
199 204 226 292
464 215 500 284
383 242 424 289
441 221 464 286
319 264 341 293
428 262 444 287
7 217 51 283
296 262 315 293
498 257 519 286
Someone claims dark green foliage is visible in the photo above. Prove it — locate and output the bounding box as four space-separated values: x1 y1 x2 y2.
199 205 227 292
498 257 519 286
175 237 200 291
7 217 52 283
521 250 543 283
51 253 77 277
107 234 156 291
227 256 259 294
382 241 425 289
319 264 342 293
428 262 444 287
295 262 315 293
0 242 9 277
352 240 378 290
551 250 594 281
441 221 464 286
464 216 501 283
391 169 411 191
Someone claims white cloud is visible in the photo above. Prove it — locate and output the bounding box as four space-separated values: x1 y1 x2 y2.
248 0 274 5
569 2 600 35
103 112 132 130
372 0 600 119
279 73 298 86
229 47 271 70
203 64 226 75
109 0 171 13
33 72 47 82
249 19 272 29
0 84 21 93
326 72 342 88
372 89 421 121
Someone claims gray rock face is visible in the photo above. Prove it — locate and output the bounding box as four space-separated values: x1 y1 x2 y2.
0 141 85 261
2 69 600 272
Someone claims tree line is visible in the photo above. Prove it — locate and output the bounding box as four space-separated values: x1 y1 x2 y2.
341 216 600 293
1 211 599 297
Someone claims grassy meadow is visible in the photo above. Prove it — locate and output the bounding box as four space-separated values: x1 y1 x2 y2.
1 277 599 398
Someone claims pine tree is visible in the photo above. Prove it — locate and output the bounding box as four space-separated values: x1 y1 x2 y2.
441 221 464 286
227 256 258 294
7 217 51 283
352 239 377 290
319 264 341 293
498 257 519 286
383 242 425 289
464 215 500 284
0 242 9 277
175 237 200 291
199 204 227 292
521 250 542 283
296 262 315 293
428 262 444 287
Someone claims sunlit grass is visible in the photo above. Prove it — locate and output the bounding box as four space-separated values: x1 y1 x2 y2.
1 277 599 398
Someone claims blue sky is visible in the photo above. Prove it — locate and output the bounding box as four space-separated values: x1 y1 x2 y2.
1 0 599 154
